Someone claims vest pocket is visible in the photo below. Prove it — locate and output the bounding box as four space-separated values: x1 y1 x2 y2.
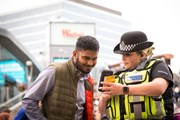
148 96 166 119
127 95 148 119
108 96 121 120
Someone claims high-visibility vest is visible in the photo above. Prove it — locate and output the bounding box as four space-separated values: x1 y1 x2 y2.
108 59 166 120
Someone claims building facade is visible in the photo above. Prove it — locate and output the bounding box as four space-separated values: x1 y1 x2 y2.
0 0 131 93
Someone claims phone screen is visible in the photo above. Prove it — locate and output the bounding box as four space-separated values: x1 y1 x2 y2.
98 70 113 92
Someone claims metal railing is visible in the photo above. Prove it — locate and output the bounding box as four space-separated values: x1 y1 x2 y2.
0 91 25 111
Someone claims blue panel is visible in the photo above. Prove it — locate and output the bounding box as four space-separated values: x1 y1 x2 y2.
0 72 5 86
0 59 26 84
53 57 69 63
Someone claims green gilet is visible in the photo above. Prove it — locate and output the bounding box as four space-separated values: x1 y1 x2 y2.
42 59 82 120
108 59 166 120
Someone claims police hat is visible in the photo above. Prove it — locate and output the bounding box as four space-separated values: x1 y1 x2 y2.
113 31 154 54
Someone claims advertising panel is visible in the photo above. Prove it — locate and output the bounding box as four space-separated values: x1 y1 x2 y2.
49 22 95 63
50 22 95 45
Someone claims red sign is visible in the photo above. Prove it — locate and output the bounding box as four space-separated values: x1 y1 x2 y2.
62 29 85 37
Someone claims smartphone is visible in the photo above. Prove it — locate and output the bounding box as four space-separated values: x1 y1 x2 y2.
98 70 113 92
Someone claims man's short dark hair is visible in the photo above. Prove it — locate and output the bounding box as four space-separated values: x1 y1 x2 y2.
75 35 99 51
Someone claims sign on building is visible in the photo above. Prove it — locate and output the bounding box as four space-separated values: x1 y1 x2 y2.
50 22 95 45
49 22 95 62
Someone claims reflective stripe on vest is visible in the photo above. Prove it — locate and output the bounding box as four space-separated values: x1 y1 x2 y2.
108 59 166 120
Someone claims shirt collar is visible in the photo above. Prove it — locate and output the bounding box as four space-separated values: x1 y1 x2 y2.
79 74 88 81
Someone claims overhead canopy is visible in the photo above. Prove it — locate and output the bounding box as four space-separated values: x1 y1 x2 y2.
0 28 41 77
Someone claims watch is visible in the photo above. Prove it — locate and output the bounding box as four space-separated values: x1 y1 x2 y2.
123 85 129 94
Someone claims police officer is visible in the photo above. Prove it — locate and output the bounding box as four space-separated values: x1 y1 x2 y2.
98 31 174 120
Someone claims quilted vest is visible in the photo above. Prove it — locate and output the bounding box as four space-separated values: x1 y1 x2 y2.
42 58 94 120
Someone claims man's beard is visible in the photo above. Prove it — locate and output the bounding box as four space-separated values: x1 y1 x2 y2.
75 57 91 74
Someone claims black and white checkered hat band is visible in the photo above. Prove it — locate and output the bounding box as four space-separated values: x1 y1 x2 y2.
120 41 138 51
